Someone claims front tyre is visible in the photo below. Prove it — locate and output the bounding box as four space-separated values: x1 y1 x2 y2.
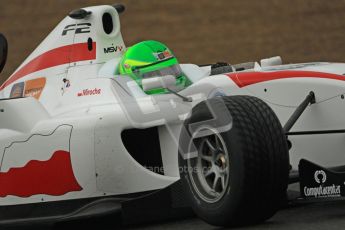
178 96 289 227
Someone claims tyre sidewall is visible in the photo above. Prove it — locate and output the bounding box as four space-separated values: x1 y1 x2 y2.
179 107 246 225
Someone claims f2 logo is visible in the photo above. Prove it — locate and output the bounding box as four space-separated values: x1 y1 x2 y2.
62 23 91 36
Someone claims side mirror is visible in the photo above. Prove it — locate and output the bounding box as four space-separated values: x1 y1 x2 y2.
0 33 8 74
142 75 176 92
142 75 192 102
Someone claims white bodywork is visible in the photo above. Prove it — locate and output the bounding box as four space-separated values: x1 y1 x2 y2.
1 5 345 208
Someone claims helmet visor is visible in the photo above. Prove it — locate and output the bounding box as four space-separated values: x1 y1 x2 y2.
134 64 183 79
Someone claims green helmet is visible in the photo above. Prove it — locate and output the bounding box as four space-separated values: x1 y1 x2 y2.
118 40 189 94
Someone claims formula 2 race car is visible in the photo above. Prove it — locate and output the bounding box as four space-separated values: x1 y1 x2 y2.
1 3 345 228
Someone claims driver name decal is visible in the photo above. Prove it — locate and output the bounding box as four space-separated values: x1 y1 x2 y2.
77 88 101 97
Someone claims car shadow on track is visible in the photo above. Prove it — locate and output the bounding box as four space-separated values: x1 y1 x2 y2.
56 199 345 230
5 200 345 230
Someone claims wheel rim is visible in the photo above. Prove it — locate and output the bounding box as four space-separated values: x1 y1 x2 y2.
187 127 230 203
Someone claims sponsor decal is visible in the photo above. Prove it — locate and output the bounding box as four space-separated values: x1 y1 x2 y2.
304 184 341 198
9 82 25 98
299 159 345 199
314 170 327 184
103 44 124 54
77 88 101 97
154 50 173 61
62 23 91 36
24 77 46 99
303 170 341 198
9 78 46 100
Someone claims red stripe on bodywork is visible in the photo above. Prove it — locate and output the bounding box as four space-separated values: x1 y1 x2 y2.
0 150 82 197
227 71 345 88
0 42 96 90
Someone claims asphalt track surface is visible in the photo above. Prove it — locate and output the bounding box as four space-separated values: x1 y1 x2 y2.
122 200 345 230
7 198 345 230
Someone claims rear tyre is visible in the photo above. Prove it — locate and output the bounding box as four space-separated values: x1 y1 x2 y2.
178 96 289 227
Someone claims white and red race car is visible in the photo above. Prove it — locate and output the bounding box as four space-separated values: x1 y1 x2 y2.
1 3 345 227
